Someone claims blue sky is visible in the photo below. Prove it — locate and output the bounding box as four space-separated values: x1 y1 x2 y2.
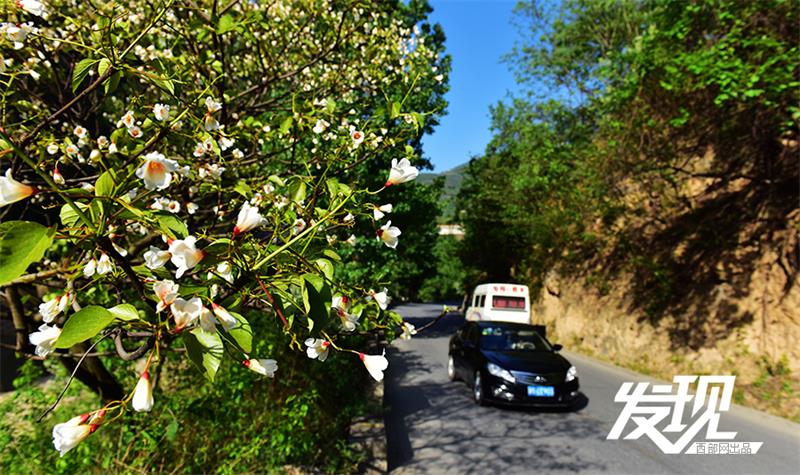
422 0 523 172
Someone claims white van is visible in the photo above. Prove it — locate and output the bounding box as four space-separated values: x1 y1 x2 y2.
465 283 530 324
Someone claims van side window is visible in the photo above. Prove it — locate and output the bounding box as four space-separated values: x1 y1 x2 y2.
479 295 486 307
472 294 478 307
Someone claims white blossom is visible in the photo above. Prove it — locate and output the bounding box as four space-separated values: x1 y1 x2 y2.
29 323 61 357
244 358 277 377
168 236 204 278
131 371 154 412
135 152 179 190
360 351 389 382
385 158 419 186
304 338 330 362
0 169 35 208
377 220 401 248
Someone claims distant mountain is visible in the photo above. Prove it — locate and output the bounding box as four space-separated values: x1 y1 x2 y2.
418 163 468 221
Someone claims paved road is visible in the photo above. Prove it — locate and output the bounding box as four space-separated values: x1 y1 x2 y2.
384 303 800 474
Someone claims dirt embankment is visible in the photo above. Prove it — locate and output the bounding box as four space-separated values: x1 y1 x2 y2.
533 142 799 421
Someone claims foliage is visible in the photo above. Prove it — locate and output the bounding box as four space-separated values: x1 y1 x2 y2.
458 0 798 309
418 235 467 301
0 0 447 465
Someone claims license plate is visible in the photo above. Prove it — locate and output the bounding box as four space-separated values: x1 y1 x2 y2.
527 386 554 397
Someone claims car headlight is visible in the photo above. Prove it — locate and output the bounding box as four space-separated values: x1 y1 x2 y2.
565 365 577 382
487 363 515 384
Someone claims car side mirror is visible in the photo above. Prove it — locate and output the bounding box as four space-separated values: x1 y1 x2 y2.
552 344 563 352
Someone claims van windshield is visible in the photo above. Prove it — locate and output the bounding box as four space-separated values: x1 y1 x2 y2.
479 326 551 352
492 296 526 310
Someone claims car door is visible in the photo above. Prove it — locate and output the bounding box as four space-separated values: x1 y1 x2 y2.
462 323 481 380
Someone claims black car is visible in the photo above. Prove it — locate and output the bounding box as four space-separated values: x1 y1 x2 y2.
448 321 580 406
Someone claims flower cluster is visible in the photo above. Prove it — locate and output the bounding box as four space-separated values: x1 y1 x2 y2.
1 0 446 458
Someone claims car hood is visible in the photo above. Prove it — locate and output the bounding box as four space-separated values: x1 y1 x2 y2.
482 350 571 373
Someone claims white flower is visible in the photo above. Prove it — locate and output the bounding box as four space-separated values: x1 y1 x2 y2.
233 202 263 236
127 125 143 139
350 128 365 146
186 202 199 215
135 152 179 190
293 218 307 235
97 136 109 148
385 158 419 187
38 292 71 323
219 136 235 150
313 119 329 134
371 288 389 310
305 338 330 362
377 220 401 248
153 103 170 121
144 246 171 270
205 96 222 112
170 297 203 330
400 322 417 340
341 312 359 332
373 203 393 221
209 261 234 283
73 125 87 139
153 279 179 313
204 114 220 132
244 358 277 377
29 323 61 357
360 351 389 382
345 234 357 246
0 169 35 208
168 236 204 279
192 142 206 158
17 0 48 18
83 258 97 277
112 241 128 257
96 253 113 275
52 166 65 185
166 200 180 214
131 371 154 412
52 414 97 457
211 303 238 331
343 213 355 223
118 110 135 128
47 143 59 155
198 305 217 333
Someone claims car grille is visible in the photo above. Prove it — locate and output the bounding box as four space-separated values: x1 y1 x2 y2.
511 370 564 385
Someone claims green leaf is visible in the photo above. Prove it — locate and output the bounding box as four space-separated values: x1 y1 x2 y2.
97 58 112 77
233 180 251 198
72 58 98 93
217 14 237 34
55 306 115 348
104 71 122 95
95 170 116 197
60 202 89 227
314 258 334 280
390 101 401 118
227 311 252 353
290 180 307 203
279 117 293 134
156 214 188 239
183 328 224 382
108 303 139 321
302 273 331 327
148 74 175 96
322 249 341 262
0 221 55 285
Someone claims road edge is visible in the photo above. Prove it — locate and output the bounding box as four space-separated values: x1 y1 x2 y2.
348 376 387 474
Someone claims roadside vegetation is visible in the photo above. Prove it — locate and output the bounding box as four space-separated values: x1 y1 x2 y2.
451 0 799 419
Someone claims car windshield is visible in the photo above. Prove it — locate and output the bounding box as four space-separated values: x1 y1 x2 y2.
479 326 552 352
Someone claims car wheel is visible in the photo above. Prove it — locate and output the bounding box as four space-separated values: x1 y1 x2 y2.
473 371 485 406
447 355 457 381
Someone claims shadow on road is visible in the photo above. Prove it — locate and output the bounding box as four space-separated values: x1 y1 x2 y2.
384 304 605 474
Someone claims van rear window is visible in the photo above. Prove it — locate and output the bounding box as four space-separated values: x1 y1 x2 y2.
492 296 526 310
